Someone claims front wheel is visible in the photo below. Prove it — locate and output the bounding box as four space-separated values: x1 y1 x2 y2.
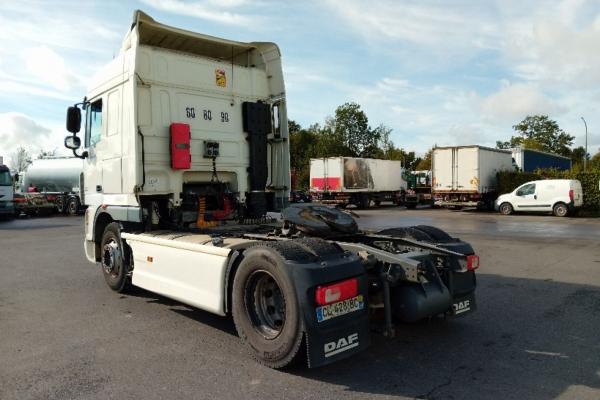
100 222 130 292
232 246 304 369
553 202 568 217
499 202 513 215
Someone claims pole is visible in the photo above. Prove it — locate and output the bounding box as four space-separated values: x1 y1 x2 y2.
581 117 588 172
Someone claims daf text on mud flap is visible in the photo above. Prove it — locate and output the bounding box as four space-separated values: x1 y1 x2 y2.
324 333 359 358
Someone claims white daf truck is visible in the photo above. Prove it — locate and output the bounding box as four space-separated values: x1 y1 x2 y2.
64 11 479 369
0 156 15 219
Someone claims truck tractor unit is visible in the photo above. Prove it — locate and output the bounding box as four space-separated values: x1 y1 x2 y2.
21 157 84 215
63 11 479 368
0 157 15 219
404 170 433 209
310 157 406 208
432 145 513 209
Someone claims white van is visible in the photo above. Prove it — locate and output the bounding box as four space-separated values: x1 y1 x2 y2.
495 179 583 217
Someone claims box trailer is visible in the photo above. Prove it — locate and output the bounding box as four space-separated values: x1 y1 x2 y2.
309 157 406 207
511 147 571 172
432 146 513 208
61 10 479 369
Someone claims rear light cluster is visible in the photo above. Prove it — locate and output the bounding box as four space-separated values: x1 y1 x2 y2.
466 255 480 271
315 278 358 306
569 189 574 202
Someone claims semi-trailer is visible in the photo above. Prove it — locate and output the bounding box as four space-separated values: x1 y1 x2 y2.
62 10 479 368
511 147 571 172
20 157 84 215
309 157 406 208
432 145 513 209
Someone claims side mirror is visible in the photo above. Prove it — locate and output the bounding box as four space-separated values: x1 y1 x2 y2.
66 106 81 133
64 135 81 150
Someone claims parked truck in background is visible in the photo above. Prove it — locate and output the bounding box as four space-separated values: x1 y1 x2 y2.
20 157 84 215
404 170 433 208
62 10 479 369
0 156 15 219
511 147 571 172
309 157 406 208
432 145 513 209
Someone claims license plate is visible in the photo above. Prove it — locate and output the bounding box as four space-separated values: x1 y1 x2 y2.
452 295 475 316
316 295 364 322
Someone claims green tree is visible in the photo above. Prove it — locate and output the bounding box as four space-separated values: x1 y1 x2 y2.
570 146 588 169
288 120 318 189
329 102 381 157
416 149 432 170
511 115 574 156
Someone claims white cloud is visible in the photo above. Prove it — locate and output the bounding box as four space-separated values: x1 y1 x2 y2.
22 46 80 91
140 0 259 25
0 113 67 168
478 83 566 124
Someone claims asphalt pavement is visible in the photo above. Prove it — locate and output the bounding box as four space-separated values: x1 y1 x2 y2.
1 210 599 400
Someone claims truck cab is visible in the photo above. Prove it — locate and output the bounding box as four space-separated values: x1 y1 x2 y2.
64 10 290 263
0 164 14 218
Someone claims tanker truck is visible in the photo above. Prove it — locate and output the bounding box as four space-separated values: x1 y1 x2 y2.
62 10 479 369
0 156 15 219
20 157 84 215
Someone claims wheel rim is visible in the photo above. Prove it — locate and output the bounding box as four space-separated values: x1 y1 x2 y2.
556 205 567 216
68 201 77 214
501 204 511 214
245 270 286 340
102 239 121 277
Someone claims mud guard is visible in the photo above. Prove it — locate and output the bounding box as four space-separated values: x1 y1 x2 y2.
266 238 371 368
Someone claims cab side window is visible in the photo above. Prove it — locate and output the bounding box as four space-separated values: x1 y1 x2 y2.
85 99 103 147
516 183 536 196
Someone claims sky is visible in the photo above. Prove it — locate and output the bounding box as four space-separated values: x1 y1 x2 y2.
0 0 599 168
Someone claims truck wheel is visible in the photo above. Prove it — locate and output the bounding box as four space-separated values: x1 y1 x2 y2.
359 195 370 209
553 202 568 217
499 202 513 215
406 204 417 209
67 197 79 216
100 222 130 292
232 246 304 369
55 196 65 213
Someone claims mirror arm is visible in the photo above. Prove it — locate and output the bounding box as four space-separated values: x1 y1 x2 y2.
72 148 88 159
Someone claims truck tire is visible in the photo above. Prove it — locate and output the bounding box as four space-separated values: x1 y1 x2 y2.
100 222 130 292
232 246 304 369
55 195 66 214
405 203 417 209
499 202 513 215
67 197 79 216
359 195 370 209
553 202 568 217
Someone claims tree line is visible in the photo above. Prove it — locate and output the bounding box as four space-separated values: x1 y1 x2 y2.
289 102 430 189
290 104 600 190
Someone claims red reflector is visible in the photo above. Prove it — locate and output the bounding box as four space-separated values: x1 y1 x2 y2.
466 255 480 271
315 278 358 306
569 189 574 202
170 123 191 169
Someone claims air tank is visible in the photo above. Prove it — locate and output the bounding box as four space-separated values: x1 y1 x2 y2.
22 157 83 193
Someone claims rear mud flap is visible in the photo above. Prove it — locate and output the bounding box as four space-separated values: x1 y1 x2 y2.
282 250 371 368
304 311 370 368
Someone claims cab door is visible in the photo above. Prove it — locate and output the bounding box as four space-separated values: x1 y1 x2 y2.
512 183 537 211
82 99 104 207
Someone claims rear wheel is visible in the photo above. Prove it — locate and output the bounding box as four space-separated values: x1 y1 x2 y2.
553 202 568 217
499 202 513 215
67 197 79 216
232 246 304 369
100 222 130 292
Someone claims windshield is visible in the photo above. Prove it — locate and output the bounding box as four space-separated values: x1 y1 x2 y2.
0 170 11 186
